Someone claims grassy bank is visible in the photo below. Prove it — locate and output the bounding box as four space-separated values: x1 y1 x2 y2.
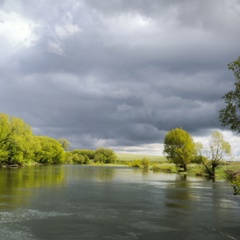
116 153 240 180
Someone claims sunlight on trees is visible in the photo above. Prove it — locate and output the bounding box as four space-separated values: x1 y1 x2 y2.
0 113 67 166
163 128 196 171
196 131 231 178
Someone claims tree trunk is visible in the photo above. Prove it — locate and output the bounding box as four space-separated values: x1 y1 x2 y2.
211 165 215 178
183 163 187 172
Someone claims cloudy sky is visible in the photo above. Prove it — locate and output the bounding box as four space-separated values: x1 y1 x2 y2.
1 0 240 155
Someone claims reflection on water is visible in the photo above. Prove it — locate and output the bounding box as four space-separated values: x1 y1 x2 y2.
65 165 116 182
0 165 65 210
165 174 195 209
0 165 239 240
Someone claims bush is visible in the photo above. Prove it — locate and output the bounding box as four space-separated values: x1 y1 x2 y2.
188 164 205 176
129 160 142 168
142 158 150 169
94 148 117 163
128 158 150 169
71 149 95 160
152 163 177 173
67 152 90 164
225 168 240 195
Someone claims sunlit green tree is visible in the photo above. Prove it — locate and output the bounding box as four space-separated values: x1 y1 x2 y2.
58 138 70 151
94 148 117 164
0 113 34 166
34 136 65 164
163 128 196 171
196 131 231 178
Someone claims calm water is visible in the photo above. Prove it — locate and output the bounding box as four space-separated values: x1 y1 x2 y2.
0 165 239 240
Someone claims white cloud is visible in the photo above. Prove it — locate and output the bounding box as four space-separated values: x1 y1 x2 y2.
55 23 81 39
112 143 164 156
48 41 64 55
0 10 38 49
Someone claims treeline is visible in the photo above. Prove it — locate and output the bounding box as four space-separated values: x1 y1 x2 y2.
163 127 240 195
0 113 117 167
65 148 117 164
0 113 67 166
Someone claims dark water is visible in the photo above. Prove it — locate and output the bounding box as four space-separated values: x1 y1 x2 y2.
0 165 239 240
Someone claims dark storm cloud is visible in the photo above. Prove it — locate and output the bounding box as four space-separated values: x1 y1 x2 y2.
0 0 240 151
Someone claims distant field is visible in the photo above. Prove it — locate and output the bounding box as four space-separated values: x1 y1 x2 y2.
116 153 167 162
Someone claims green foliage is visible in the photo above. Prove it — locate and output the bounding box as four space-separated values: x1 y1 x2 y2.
67 151 90 164
58 138 70 151
94 148 117 164
187 164 205 176
128 158 150 169
219 56 240 132
0 113 35 166
152 163 177 173
141 158 150 169
72 154 89 164
200 131 231 178
71 149 95 160
34 136 65 164
163 128 196 171
192 155 208 164
0 113 68 166
225 168 240 195
128 160 142 168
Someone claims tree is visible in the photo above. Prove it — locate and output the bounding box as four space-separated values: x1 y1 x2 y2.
219 56 240 132
0 112 70 166
34 136 65 164
71 154 89 164
218 57 240 190
196 131 231 178
0 113 35 166
67 150 90 164
163 128 196 171
209 131 231 176
94 148 117 164
58 138 70 151
71 149 95 160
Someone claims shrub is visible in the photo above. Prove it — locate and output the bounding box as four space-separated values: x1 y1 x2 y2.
225 168 240 195
128 158 150 169
142 158 150 169
188 164 205 176
71 149 95 160
129 160 142 168
152 163 177 173
94 148 117 163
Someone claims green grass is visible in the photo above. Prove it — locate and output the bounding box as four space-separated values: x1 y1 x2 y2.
116 153 167 162
151 163 177 173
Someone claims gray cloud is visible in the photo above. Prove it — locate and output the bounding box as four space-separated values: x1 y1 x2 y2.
0 0 240 152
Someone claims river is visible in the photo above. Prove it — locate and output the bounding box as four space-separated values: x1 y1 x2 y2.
0 165 239 240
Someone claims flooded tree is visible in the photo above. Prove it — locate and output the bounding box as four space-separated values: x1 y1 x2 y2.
197 131 231 179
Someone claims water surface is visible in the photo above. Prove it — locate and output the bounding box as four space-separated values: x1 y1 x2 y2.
0 165 239 240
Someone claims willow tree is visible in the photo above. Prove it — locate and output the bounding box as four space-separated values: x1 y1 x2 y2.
208 131 231 177
0 113 34 165
163 128 196 171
